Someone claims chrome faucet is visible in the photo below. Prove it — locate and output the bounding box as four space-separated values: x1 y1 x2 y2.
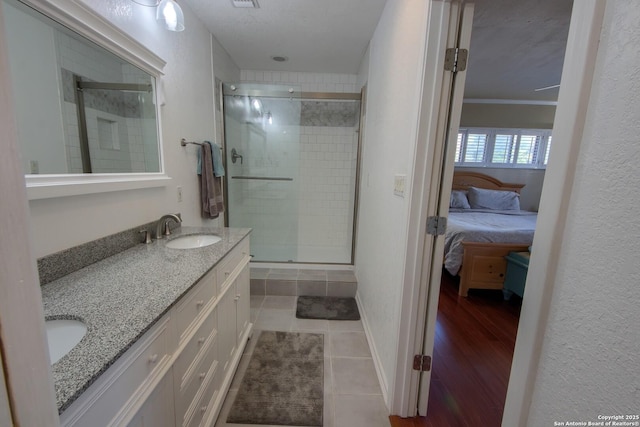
155 213 182 239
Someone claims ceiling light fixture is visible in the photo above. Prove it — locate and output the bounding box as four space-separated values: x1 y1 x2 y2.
271 56 288 63
157 0 185 32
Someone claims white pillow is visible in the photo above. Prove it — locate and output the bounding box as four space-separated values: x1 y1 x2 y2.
450 190 471 209
467 187 521 210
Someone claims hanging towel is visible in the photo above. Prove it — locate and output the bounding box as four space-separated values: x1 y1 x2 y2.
198 142 224 219
196 141 225 177
208 141 225 177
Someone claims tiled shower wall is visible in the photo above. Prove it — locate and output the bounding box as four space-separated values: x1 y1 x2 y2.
239 71 360 263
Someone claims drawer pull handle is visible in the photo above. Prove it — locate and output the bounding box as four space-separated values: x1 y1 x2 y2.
225 271 230 277
234 296 240 301
196 300 205 307
199 372 206 380
148 354 158 364
198 337 205 345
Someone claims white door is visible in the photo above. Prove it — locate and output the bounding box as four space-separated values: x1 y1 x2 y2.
415 1 475 416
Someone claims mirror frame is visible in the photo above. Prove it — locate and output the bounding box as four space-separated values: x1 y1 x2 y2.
12 0 170 200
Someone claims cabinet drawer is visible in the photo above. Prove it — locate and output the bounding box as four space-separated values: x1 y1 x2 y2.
175 335 218 425
174 268 217 343
217 239 249 292
174 307 217 387
185 359 221 427
62 315 172 427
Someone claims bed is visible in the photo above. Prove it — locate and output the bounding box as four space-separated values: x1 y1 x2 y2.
444 172 537 296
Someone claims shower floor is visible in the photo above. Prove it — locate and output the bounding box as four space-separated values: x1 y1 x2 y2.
250 267 357 297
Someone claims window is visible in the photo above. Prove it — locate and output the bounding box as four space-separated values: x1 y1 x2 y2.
455 128 553 168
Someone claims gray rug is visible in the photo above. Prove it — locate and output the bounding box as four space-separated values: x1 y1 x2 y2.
296 296 361 320
227 331 324 426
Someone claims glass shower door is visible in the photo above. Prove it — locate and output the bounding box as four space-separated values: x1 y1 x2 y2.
223 83 361 264
224 85 301 262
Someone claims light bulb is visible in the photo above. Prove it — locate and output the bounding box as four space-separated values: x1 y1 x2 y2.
157 0 185 32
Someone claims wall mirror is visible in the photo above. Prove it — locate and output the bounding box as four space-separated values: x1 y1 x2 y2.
1 0 169 199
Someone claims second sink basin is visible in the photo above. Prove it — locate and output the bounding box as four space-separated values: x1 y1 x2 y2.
45 319 86 365
165 234 221 249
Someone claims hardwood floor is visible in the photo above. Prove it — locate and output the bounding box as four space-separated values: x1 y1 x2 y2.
390 271 521 427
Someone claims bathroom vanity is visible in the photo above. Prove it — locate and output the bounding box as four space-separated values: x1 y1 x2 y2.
41 227 252 427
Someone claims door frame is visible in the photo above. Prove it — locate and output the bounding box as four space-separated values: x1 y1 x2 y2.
0 2 60 425
389 0 461 416
391 0 607 422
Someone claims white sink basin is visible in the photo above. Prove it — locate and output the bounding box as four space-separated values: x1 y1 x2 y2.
165 234 222 249
45 319 86 365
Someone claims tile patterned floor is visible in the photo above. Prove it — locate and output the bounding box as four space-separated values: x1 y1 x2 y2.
214 295 390 427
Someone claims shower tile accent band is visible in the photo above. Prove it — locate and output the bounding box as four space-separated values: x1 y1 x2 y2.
249 267 357 297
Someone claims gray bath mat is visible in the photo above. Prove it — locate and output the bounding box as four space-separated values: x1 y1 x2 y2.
296 296 361 320
227 331 324 426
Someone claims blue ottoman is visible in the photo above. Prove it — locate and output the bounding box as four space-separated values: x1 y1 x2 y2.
503 251 530 300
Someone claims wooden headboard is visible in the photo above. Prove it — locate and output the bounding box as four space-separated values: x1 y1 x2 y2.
452 171 525 194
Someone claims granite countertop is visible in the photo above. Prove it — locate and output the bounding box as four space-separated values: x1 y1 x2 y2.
40 226 251 414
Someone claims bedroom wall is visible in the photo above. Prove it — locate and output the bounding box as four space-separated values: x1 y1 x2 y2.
354 0 429 402
527 1 640 423
456 102 555 212
24 0 236 258
460 102 556 129
455 167 545 211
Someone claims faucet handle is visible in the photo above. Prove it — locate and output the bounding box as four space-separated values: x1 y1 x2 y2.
163 221 172 236
139 229 152 244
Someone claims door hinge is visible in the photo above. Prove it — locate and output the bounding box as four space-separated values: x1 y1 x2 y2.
427 216 447 236
413 354 432 372
444 48 468 72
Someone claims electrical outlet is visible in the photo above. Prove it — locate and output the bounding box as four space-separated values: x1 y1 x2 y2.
177 186 183 203
394 174 406 197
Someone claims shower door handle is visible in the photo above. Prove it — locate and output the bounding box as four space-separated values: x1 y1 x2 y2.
231 148 243 164
231 176 293 181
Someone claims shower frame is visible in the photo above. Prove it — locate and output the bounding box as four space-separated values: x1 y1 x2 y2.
219 82 364 265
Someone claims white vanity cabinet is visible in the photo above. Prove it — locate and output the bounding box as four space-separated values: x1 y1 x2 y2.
59 235 251 427
126 369 175 427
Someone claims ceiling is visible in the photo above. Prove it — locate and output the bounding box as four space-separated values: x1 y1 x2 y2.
183 0 573 101
465 0 573 101
183 0 387 74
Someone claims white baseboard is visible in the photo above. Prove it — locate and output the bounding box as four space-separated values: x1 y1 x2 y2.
355 293 390 409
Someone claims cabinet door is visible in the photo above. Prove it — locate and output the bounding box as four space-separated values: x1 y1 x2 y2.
217 288 237 377
235 264 250 343
126 369 174 427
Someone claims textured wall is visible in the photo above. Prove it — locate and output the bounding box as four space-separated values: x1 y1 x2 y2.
528 1 640 423
461 103 556 129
